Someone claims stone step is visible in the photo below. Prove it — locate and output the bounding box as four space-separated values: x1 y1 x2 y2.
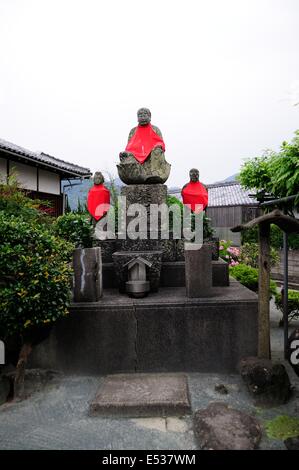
89 373 191 418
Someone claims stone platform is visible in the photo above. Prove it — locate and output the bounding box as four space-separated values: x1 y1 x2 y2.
30 280 258 375
89 373 191 417
102 259 230 288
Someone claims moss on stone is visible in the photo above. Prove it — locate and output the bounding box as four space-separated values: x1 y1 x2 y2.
265 415 299 440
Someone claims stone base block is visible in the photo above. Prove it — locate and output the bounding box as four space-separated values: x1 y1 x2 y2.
102 259 230 289
89 373 191 417
30 282 258 374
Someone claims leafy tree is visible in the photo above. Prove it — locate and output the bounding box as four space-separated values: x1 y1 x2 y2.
239 130 299 209
0 175 53 224
241 224 299 250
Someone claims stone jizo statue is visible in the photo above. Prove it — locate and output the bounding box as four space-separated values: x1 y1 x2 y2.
117 108 171 184
87 171 110 221
181 168 208 213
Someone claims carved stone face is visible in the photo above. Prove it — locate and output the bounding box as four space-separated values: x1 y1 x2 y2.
137 108 151 126
189 168 199 182
93 171 104 185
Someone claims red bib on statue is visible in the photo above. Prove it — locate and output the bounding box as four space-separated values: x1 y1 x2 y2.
87 184 110 221
125 124 165 164
181 181 208 213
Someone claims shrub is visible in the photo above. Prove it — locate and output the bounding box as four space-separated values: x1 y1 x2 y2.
275 289 299 323
53 212 94 248
0 212 74 397
219 240 240 266
242 224 299 250
166 195 214 240
229 263 277 297
240 242 279 268
0 176 53 224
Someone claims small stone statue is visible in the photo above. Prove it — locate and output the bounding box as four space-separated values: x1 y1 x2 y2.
181 168 208 213
117 108 171 184
87 171 110 221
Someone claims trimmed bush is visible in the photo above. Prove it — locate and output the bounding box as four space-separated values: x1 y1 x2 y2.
53 212 94 248
275 289 299 323
229 263 277 297
0 211 74 398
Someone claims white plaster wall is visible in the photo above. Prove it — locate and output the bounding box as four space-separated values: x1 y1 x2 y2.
0 157 7 183
38 169 60 195
9 161 37 190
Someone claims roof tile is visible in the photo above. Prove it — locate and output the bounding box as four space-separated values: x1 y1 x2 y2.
0 138 91 177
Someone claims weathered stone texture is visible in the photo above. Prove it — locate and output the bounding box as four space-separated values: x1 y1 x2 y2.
193 402 262 450
239 356 291 406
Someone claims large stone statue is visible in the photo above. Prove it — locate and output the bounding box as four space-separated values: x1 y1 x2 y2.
117 108 171 184
181 168 208 213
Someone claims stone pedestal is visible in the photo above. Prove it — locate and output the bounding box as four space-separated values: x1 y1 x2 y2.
185 244 213 297
120 184 167 233
73 247 102 302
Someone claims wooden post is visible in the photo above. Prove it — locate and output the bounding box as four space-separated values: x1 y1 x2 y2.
258 222 271 358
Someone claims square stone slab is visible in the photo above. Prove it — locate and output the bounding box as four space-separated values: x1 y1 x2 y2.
89 373 191 417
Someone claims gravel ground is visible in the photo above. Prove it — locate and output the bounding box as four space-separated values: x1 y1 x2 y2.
0 301 298 450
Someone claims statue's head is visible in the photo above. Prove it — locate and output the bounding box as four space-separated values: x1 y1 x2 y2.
93 171 104 185
137 107 151 126
189 168 199 182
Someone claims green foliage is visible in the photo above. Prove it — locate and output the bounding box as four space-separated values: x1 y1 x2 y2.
166 195 214 240
242 224 299 250
229 263 277 297
65 197 71 214
202 213 214 240
240 242 279 268
238 155 272 199
76 197 88 214
53 212 94 248
0 176 53 224
0 212 73 340
219 240 240 265
265 415 299 440
275 289 299 323
239 130 299 208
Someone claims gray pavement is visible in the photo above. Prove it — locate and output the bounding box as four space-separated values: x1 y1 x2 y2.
0 301 298 450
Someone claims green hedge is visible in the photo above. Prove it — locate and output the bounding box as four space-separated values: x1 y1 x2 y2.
242 224 299 250
53 212 94 248
229 263 277 297
0 212 74 339
275 289 299 323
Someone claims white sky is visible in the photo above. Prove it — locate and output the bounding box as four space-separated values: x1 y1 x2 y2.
0 0 298 186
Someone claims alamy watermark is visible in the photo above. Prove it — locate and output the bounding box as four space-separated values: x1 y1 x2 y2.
93 197 204 249
290 339 299 366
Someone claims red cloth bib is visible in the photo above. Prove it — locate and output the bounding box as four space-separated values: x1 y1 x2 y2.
87 184 110 221
125 124 165 164
181 181 208 213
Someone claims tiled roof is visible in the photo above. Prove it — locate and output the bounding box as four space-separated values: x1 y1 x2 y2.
0 138 91 178
206 181 258 207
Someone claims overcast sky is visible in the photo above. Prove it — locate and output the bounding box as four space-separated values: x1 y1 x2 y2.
0 0 298 186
